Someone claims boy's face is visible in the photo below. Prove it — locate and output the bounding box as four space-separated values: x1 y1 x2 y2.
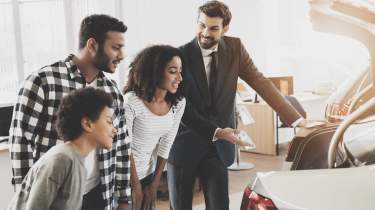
91 106 116 150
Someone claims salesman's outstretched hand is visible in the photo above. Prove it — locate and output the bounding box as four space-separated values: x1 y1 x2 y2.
215 128 253 147
298 119 326 128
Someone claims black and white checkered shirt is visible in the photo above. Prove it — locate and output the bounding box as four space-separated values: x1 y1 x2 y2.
9 54 131 209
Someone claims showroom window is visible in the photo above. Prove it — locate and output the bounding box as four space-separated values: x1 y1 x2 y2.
0 0 122 104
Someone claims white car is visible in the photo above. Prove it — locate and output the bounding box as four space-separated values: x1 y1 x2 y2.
242 165 375 210
241 0 375 209
241 98 375 209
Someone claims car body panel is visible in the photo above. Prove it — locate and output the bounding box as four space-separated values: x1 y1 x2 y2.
252 165 375 210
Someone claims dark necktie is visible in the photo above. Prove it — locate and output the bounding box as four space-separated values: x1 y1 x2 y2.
209 51 217 101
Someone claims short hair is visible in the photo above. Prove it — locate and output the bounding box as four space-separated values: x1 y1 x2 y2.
55 87 113 141
124 45 184 107
78 14 127 49
198 0 232 26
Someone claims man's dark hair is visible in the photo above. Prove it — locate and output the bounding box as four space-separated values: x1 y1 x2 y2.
78 14 127 49
55 87 113 141
199 0 232 26
124 45 184 107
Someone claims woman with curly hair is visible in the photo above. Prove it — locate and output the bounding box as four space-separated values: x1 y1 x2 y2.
123 45 185 210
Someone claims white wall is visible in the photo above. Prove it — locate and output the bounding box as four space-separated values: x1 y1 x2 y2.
119 0 370 93
0 0 370 105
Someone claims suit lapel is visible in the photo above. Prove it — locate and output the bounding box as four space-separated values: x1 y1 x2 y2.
214 38 229 99
188 39 210 103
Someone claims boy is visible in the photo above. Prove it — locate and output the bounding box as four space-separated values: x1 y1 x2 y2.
7 88 116 210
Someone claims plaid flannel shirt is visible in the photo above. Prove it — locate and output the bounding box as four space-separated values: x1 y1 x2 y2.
9 54 131 209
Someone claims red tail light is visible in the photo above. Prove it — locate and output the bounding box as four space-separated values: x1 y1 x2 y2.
240 186 277 210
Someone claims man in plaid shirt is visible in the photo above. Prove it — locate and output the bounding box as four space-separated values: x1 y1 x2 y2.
9 14 131 210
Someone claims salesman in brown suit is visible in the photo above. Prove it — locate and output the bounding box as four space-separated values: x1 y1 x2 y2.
167 1 312 210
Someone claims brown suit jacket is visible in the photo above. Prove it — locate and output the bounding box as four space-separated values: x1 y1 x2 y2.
169 36 301 167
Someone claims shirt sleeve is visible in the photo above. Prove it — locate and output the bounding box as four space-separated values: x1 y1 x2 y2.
211 128 220 142
237 39 301 124
157 98 186 159
9 73 45 185
124 97 136 146
114 94 132 204
24 155 72 210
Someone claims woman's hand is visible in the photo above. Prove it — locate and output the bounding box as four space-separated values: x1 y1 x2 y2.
142 183 158 210
132 181 143 210
116 203 130 210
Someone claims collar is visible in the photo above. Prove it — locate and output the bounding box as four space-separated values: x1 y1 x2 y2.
65 54 105 82
65 54 82 80
198 41 218 57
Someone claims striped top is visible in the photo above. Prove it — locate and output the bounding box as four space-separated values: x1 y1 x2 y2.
124 92 185 179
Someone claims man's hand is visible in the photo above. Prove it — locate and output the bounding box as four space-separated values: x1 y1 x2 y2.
142 183 157 210
298 119 326 128
215 128 238 144
215 128 253 147
117 203 130 210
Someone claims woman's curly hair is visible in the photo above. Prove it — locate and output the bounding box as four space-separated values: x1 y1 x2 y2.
123 45 184 106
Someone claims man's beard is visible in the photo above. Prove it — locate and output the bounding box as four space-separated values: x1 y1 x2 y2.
93 47 112 73
198 35 219 49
